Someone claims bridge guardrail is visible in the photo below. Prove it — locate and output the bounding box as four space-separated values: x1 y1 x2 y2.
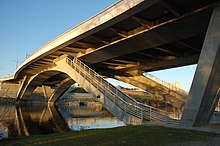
144 73 188 95
66 57 181 126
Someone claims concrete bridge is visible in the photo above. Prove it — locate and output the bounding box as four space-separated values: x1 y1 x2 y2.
0 0 220 127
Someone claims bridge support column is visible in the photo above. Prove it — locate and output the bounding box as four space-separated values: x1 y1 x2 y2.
16 76 31 101
42 85 48 100
181 7 220 127
48 78 75 103
42 85 53 101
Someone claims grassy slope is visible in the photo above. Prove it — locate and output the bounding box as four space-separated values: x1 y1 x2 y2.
1 126 218 146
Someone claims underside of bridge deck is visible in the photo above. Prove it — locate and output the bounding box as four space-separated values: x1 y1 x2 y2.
14 0 218 79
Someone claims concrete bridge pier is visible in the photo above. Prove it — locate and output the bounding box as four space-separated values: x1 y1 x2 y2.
181 6 220 127
16 71 61 102
48 78 75 103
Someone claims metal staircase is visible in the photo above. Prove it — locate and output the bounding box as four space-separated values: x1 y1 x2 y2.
65 57 181 126
144 73 188 96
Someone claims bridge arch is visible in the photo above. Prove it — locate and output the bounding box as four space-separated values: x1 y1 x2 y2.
48 77 75 103
17 70 75 102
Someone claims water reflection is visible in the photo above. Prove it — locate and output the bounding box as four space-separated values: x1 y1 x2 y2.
67 117 124 131
58 103 125 131
0 103 124 140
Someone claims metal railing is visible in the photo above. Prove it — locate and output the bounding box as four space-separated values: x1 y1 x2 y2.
144 73 188 95
66 57 181 126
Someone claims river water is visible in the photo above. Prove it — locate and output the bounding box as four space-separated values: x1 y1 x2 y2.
0 102 125 140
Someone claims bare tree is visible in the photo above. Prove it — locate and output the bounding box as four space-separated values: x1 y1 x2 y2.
0 108 8 140
0 83 11 99
0 70 11 140
0 85 9 98
0 80 10 140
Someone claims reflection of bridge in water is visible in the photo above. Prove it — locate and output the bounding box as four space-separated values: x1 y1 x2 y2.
0 104 70 139
0 0 220 127
0 103 124 139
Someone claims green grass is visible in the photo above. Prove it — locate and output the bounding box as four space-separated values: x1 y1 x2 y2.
1 125 218 146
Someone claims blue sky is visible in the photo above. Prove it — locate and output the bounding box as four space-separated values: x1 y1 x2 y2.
0 0 197 91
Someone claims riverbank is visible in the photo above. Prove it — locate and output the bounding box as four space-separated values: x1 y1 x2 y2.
1 125 219 146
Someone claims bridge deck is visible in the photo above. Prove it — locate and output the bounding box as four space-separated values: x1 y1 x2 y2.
2 0 217 83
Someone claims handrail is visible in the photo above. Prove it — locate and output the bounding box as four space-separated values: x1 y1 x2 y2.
65 57 181 125
144 73 188 95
